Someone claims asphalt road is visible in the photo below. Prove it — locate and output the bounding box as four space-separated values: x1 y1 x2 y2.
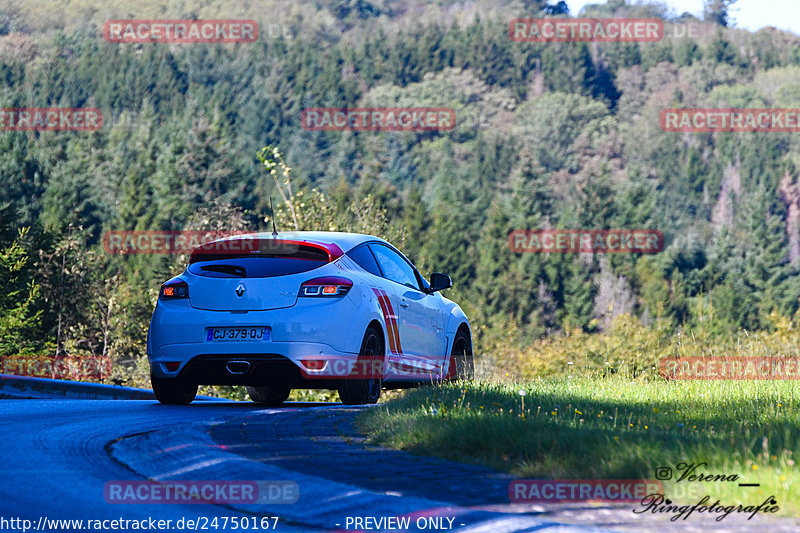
1 400 797 533
0 400 311 531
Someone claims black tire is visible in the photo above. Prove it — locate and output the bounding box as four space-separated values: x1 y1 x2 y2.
246 384 291 406
151 375 197 405
338 325 383 405
447 329 474 381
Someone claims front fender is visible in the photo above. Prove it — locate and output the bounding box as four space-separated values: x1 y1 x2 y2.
443 302 471 352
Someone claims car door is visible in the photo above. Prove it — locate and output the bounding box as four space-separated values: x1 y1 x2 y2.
368 243 446 375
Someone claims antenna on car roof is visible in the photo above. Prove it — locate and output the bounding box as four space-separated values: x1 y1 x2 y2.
270 197 278 237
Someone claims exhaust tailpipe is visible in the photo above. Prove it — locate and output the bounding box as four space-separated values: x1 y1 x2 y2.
226 360 251 374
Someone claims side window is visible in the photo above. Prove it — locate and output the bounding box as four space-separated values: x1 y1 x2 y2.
369 244 420 290
346 244 382 276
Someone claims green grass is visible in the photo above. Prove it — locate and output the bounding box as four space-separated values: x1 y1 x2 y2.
358 378 800 515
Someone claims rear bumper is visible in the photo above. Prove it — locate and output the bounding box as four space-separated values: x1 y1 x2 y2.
147 295 369 385
149 340 358 386
161 353 358 388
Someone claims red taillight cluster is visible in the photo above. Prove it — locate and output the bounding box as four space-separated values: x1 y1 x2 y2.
300 360 326 370
160 280 189 299
299 276 352 297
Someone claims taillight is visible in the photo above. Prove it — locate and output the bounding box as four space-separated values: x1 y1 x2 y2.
300 360 327 370
160 280 189 299
300 276 353 297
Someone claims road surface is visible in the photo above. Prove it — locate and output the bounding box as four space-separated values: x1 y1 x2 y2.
1 400 796 532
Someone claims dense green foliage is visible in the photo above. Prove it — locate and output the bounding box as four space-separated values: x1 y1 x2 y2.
2 0 800 384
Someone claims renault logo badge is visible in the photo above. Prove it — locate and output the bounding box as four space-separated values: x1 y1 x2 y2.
235 283 246 297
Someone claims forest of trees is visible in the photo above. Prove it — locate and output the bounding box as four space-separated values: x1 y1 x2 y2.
3 0 800 384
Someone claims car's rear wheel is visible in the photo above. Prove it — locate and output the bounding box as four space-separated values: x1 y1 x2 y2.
338 325 383 405
246 384 291 406
151 375 197 405
447 329 474 381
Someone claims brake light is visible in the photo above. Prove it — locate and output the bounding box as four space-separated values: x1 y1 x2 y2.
160 280 189 299
300 276 353 297
300 360 327 370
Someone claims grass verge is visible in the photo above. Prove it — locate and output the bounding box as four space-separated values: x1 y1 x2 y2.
358 378 799 515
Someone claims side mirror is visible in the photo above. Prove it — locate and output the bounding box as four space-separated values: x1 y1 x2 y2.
428 272 452 293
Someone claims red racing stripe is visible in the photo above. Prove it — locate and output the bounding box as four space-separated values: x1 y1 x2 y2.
380 289 403 354
373 288 398 354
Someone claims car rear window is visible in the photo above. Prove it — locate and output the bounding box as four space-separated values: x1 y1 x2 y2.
187 243 330 278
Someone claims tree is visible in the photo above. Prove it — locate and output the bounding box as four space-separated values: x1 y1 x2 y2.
0 132 46 230
704 0 738 27
41 140 107 237
705 31 741 64
0 227 42 356
175 113 235 215
400 185 429 262
542 1 569 15
561 255 597 331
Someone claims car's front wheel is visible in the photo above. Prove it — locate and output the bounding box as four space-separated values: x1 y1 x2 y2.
151 375 197 405
246 385 291 406
338 325 383 405
447 329 474 381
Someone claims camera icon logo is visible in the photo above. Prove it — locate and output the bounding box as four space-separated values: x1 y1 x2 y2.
655 466 672 480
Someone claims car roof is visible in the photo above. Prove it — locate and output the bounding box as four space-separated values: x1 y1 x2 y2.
209 231 388 253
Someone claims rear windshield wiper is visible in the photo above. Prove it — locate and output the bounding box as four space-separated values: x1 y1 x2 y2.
199 264 247 277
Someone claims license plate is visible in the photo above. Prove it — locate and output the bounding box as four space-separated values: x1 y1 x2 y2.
206 327 270 342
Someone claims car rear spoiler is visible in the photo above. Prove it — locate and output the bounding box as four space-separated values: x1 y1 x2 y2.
189 237 344 262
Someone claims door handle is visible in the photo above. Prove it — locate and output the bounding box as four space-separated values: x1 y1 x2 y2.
399 299 409 308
